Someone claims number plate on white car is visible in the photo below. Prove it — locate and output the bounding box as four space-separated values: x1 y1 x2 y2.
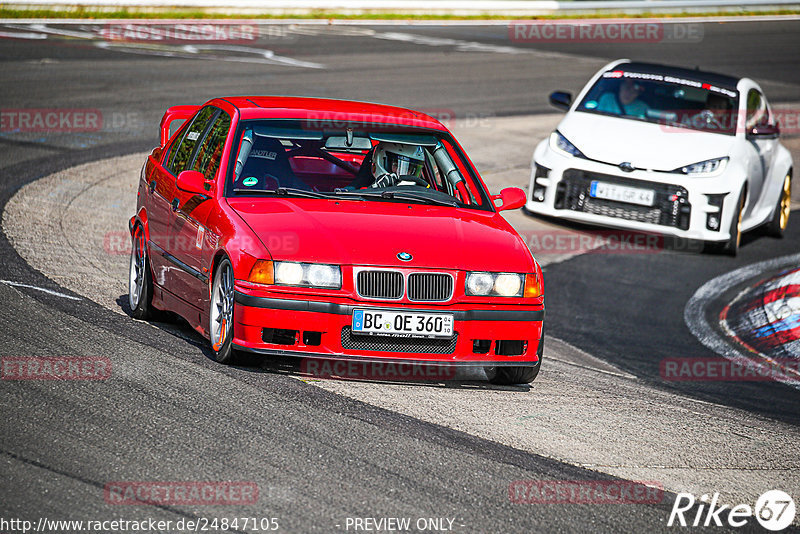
590 181 655 207
352 309 454 339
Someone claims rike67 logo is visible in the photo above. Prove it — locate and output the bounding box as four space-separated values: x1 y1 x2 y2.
668 490 795 531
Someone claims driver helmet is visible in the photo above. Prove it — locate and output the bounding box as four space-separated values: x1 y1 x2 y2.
372 142 426 180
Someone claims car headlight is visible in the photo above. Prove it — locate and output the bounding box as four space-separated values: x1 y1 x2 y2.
550 131 586 158
274 261 341 288
466 272 494 295
466 272 525 297
677 157 728 176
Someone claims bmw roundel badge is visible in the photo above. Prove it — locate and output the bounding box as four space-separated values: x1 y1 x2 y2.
397 252 413 262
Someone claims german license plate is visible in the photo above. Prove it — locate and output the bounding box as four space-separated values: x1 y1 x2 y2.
352 309 454 339
590 181 655 207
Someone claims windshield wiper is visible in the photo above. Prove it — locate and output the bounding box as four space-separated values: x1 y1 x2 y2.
334 189 457 207
232 187 329 199
382 191 458 207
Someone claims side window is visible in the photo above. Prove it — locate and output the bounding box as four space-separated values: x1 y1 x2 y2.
168 106 217 175
192 111 231 181
745 89 768 130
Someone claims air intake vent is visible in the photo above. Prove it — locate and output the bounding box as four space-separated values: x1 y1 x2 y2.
407 273 453 302
342 327 458 354
356 270 404 299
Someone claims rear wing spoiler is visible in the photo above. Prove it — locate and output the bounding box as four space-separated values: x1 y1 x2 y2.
159 105 199 146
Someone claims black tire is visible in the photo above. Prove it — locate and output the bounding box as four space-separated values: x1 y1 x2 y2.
722 190 745 256
128 224 154 320
489 364 541 385
765 174 792 238
705 190 745 256
209 257 239 364
486 335 543 385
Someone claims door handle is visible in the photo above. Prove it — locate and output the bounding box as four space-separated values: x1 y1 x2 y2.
171 198 179 211
149 180 156 194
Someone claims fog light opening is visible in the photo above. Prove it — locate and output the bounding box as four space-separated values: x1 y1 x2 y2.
303 331 322 346
532 164 550 203
473 339 491 354
262 328 298 345
706 193 727 232
495 340 527 356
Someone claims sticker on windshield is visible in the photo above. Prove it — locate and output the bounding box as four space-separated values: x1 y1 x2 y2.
250 150 277 160
585 101 598 109
602 70 736 97
242 177 258 186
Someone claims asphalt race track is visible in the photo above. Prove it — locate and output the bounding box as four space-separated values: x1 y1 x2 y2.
1 19 800 533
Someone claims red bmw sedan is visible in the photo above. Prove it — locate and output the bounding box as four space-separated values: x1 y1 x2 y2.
129 97 544 384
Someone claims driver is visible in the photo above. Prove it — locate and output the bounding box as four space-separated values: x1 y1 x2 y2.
370 142 427 188
597 78 649 119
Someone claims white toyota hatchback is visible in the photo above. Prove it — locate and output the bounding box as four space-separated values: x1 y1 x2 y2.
527 59 793 255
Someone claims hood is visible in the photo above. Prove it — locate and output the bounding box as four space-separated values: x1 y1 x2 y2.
227 198 533 272
559 111 735 172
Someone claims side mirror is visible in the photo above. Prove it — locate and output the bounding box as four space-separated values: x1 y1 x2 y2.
549 91 572 112
493 187 526 212
176 170 209 196
747 122 780 139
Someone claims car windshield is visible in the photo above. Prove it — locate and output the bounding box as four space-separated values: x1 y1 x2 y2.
577 69 739 136
225 119 491 210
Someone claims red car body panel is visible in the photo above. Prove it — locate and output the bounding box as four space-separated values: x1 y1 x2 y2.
131 97 544 366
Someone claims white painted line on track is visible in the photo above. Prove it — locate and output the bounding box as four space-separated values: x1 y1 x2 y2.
21 22 97 39
0 280 82 300
183 44 325 68
684 251 800 390
372 30 526 54
0 30 47 39
90 41 326 67
3 23 327 68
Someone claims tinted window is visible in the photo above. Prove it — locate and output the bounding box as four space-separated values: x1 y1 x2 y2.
746 89 768 130
225 120 492 211
577 70 739 135
168 106 217 174
192 111 231 181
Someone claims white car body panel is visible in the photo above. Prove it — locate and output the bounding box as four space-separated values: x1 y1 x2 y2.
526 59 793 244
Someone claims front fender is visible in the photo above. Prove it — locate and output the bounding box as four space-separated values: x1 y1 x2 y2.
763 143 793 207
130 207 150 241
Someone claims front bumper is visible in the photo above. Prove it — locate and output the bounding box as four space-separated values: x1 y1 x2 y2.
232 290 544 367
525 145 742 243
